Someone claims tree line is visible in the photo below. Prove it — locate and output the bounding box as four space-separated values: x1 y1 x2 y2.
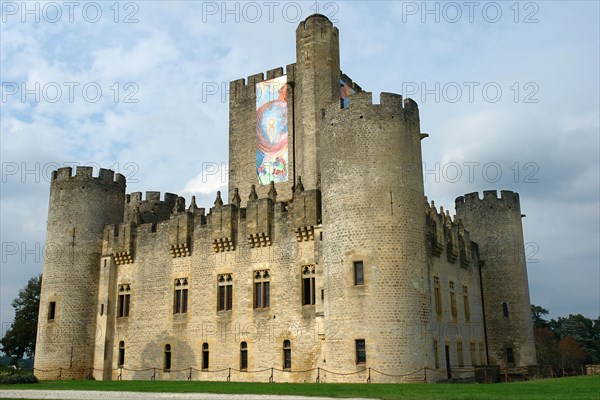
531 304 600 369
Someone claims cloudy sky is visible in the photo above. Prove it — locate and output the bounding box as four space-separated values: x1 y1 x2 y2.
1 1 598 334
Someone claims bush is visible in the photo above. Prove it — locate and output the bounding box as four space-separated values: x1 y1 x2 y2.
0 367 38 384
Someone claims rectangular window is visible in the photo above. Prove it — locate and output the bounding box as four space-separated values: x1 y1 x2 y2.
254 282 262 308
355 339 366 364
283 340 291 370
353 261 364 285
301 265 316 305
457 341 464 367
264 282 270 308
240 342 248 371
118 294 130 317
470 342 477 366
217 274 233 311
433 276 442 314
202 343 209 370
164 344 171 371
182 288 188 313
433 340 439 369
48 301 56 320
253 270 270 309
218 286 225 311
173 278 188 314
506 347 515 366
226 285 232 310
450 282 457 318
463 286 470 321
118 284 131 318
118 341 125 367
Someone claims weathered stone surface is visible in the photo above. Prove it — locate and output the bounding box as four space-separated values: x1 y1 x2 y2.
34 14 536 384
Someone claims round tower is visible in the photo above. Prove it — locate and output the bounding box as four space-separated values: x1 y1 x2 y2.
455 190 536 368
35 166 126 379
320 92 428 382
294 14 340 189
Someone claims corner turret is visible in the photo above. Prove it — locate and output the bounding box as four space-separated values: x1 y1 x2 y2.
455 190 536 368
35 167 126 380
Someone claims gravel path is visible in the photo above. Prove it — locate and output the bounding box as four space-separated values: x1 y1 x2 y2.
0 390 375 400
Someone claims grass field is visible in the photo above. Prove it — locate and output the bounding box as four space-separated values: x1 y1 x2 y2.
1 375 599 400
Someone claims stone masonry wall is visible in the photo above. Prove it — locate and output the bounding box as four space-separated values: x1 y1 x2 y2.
319 92 428 382
35 14 537 384
456 191 537 368
35 167 125 380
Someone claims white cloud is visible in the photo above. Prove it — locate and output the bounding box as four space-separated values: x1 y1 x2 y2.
1 1 599 327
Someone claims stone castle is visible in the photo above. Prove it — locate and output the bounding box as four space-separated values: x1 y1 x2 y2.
34 15 536 383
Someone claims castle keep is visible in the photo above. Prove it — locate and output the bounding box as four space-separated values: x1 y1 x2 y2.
34 15 536 383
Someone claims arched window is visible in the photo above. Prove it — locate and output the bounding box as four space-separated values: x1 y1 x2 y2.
253 270 270 309
283 340 291 370
502 302 509 318
202 343 209 370
164 344 172 371
240 342 248 371
118 341 125 367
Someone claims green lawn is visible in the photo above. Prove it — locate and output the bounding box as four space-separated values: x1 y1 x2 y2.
1 375 598 400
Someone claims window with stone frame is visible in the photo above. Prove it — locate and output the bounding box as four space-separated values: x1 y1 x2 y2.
353 261 364 285
283 340 291 370
164 344 172 371
240 342 248 371
173 278 188 314
48 301 56 321
253 270 270 309
202 343 209 370
217 274 233 311
355 339 366 364
301 265 316 305
433 276 442 314
118 341 125 367
506 347 515 366
118 284 131 318
463 285 470 321
450 281 457 318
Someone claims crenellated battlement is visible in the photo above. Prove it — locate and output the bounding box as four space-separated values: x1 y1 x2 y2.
124 191 179 225
230 65 294 100
426 199 475 268
324 91 419 122
126 191 179 204
455 190 521 212
51 166 126 187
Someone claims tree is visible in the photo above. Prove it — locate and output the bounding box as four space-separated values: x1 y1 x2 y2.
0 275 41 363
558 336 587 368
534 326 560 369
531 304 550 328
552 314 599 364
